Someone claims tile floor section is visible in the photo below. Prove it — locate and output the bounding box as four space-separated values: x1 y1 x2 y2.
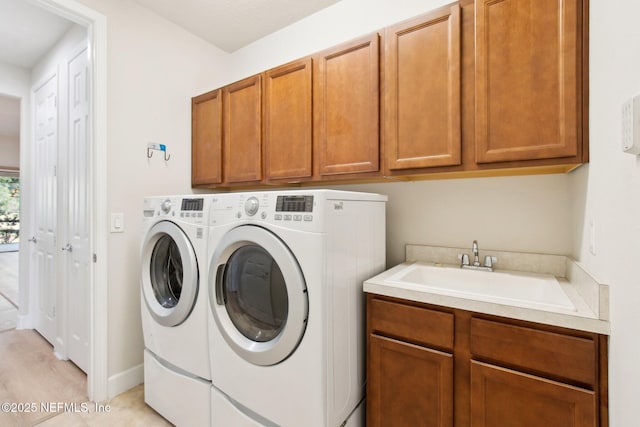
0 251 172 426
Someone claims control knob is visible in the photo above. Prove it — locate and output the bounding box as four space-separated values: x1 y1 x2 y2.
161 199 172 214
244 197 259 216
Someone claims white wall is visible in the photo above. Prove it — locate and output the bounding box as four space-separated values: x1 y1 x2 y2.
230 0 453 82
74 0 231 390
339 175 571 267
0 134 20 169
0 62 30 172
0 62 30 98
570 1 640 425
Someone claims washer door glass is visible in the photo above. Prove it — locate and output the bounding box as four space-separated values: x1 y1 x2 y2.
141 221 198 327
210 225 308 366
223 245 288 342
150 235 184 308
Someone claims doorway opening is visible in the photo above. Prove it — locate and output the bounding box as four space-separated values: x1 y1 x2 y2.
0 0 108 402
0 176 20 249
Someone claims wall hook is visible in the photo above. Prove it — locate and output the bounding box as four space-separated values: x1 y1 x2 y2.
147 143 170 161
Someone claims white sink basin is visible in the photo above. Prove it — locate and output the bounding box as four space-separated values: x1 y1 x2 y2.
385 263 576 311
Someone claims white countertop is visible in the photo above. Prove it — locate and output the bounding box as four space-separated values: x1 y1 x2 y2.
364 247 610 335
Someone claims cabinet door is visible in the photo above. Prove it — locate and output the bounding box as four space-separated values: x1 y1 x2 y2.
264 58 312 181
314 34 380 176
385 4 461 171
192 89 222 185
475 0 582 163
471 361 596 427
368 334 453 427
223 75 263 183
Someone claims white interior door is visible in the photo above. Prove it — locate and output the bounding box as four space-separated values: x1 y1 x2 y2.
64 45 90 372
33 75 58 345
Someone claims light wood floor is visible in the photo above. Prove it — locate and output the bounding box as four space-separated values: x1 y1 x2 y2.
0 248 172 426
0 329 172 427
0 251 19 332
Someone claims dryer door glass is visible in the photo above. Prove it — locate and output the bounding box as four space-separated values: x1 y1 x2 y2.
223 245 288 342
210 225 308 366
150 235 183 308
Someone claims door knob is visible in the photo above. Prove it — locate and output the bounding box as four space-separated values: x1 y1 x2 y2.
61 243 73 252
28 236 37 243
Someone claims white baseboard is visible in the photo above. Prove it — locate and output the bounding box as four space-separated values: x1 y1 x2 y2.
108 363 144 399
16 314 33 330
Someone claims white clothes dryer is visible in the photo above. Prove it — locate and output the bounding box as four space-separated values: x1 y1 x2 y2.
140 195 212 427
207 190 387 427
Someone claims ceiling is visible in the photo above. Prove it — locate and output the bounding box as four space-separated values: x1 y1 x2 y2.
131 0 341 52
0 0 73 69
0 0 342 69
0 0 341 141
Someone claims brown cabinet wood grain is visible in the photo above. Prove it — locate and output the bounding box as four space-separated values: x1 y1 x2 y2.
264 58 313 182
191 0 589 188
470 361 596 427
474 0 584 163
191 89 222 185
369 296 454 351
366 294 607 427
223 74 263 184
368 334 454 427
314 33 380 177
384 4 462 172
470 317 597 386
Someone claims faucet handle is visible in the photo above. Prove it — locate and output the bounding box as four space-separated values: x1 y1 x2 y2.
459 253 470 266
484 255 497 269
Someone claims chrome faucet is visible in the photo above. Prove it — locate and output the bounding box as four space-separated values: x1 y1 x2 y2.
459 240 496 271
472 240 480 267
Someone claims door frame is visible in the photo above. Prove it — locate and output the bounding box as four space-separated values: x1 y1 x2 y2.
22 0 108 402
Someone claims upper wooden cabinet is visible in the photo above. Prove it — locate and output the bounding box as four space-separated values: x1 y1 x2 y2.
192 0 589 188
314 33 380 177
223 74 263 184
384 4 461 172
191 89 222 185
474 0 584 163
264 58 313 182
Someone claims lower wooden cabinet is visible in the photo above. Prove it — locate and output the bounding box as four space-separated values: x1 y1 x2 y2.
470 361 596 427
368 335 453 427
366 294 608 427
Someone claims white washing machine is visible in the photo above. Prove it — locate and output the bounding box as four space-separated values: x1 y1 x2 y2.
207 190 387 426
140 195 212 427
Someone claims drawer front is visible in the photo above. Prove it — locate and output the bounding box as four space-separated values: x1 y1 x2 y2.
369 296 454 351
470 317 596 386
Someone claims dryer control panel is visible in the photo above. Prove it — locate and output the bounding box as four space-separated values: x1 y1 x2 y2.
275 195 314 212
